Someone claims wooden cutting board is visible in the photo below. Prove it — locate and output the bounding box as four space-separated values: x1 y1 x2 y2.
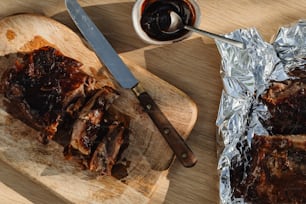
0 14 197 203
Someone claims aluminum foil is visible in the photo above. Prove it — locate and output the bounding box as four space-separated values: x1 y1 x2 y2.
215 20 306 204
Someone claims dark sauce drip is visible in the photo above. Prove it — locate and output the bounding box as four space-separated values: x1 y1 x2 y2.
140 0 196 41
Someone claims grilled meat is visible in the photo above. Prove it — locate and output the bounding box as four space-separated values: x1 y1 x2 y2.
1 46 130 176
70 87 118 155
231 135 306 204
261 78 306 134
1 46 97 143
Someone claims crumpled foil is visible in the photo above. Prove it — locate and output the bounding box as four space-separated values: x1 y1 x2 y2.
215 20 306 204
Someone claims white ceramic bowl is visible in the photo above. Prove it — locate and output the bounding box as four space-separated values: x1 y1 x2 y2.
132 0 201 45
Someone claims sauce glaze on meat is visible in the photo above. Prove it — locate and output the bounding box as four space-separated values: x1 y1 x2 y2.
1 46 129 176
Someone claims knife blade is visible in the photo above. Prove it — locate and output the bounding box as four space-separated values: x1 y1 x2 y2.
65 0 197 167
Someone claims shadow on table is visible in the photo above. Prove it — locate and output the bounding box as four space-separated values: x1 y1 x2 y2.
52 2 148 53
0 160 71 204
143 37 222 203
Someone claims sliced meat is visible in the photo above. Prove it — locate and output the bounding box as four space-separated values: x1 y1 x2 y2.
1 46 97 143
89 122 126 175
1 46 130 177
70 105 129 176
70 87 118 155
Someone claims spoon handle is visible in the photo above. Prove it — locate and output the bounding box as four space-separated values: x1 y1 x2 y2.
184 25 245 49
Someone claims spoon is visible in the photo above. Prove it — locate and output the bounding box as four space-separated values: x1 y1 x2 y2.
162 11 245 49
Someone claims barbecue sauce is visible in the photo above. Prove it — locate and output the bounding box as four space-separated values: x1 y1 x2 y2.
140 0 196 41
231 136 306 203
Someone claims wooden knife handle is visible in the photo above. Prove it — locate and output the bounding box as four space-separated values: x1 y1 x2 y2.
132 84 197 167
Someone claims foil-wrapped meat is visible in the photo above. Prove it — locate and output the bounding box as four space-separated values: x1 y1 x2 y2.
230 71 306 203
231 135 306 204
261 76 306 134
216 22 306 204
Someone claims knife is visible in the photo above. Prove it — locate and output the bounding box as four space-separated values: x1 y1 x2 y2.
65 0 197 167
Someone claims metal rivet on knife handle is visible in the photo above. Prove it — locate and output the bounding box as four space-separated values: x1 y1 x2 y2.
163 128 170 135
134 84 197 168
146 104 152 110
181 153 188 159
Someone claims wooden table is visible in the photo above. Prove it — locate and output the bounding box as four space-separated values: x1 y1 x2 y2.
0 0 305 203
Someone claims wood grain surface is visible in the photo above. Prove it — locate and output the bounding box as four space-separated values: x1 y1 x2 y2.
0 13 197 203
0 0 306 204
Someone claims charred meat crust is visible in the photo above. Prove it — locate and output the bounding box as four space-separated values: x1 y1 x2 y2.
70 87 118 155
261 78 306 134
1 46 129 176
230 69 306 203
1 46 96 142
231 135 306 204
67 106 130 176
